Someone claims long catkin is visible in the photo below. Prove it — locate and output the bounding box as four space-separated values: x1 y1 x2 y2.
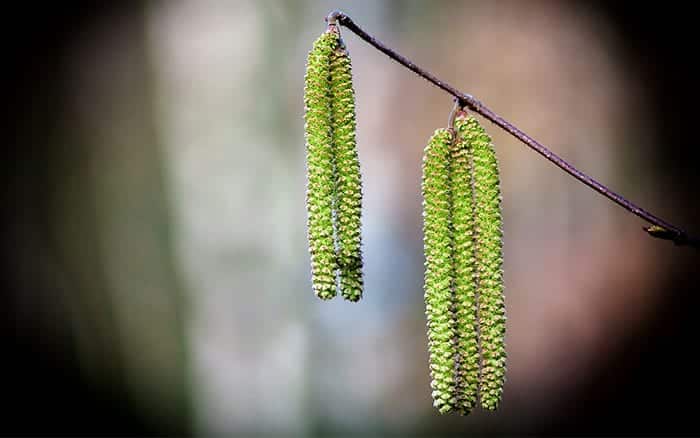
451 117 480 414
463 115 507 411
304 30 339 300
330 40 364 302
422 128 457 414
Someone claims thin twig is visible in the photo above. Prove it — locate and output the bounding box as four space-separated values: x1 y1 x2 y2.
327 10 698 249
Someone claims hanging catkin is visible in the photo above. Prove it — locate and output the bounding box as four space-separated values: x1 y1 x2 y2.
304 30 339 300
462 115 507 411
450 116 480 414
330 38 364 302
422 128 458 414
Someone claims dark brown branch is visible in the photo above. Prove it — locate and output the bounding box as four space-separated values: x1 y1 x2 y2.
327 10 698 249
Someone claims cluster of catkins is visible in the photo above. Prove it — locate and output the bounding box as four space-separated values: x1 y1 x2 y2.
304 26 363 302
304 26 506 415
422 115 506 414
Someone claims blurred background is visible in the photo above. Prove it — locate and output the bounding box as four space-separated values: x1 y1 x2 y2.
4 0 700 436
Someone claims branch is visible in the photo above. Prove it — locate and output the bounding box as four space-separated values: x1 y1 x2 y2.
327 10 699 250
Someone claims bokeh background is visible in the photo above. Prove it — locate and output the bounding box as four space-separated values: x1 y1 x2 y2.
4 0 700 436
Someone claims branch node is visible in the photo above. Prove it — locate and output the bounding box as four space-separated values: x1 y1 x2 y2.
325 10 343 25
644 225 673 239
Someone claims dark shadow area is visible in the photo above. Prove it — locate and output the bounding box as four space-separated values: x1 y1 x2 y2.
3 1 188 436
535 2 700 436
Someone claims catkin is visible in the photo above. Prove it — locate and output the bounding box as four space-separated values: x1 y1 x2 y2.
304 30 339 300
463 115 507 411
422 128 458 414
451 117 480 414
330 40 364 302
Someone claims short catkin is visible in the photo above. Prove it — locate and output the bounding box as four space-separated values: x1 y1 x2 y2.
304 30 340 300
422 128 458 414
462 115 507 411
330 39 364 302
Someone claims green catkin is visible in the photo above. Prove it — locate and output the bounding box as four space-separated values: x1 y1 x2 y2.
330 38 364 302
304 30 339 300
463 115 507 411
422 128 458 414
450 117 480 414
